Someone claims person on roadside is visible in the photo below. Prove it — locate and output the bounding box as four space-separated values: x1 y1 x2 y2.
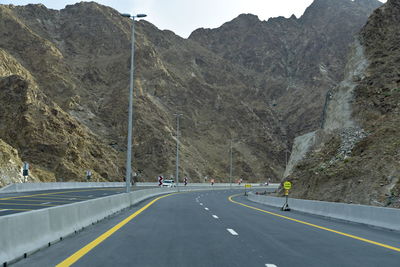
158 175 163 186
184 176 188 186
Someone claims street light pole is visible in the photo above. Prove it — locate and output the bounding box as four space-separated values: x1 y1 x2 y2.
282 149 291 180
174 114 183 191
229 139 233 189
121 13 147 193
285 150 288 167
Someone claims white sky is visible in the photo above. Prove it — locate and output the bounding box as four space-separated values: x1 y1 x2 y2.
0 0 386 38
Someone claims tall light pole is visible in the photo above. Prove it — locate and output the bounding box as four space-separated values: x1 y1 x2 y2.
174 114 183 191
229 139 233 189
285 150 288 167
284 149 291 177
121 13 147 193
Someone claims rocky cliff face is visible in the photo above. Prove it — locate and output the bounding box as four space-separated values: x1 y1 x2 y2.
0 138 40 187
0 75 122 181
0 0 382 187
189 0 381 140
287 0 400 208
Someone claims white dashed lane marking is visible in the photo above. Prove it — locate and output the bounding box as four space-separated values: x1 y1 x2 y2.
205 208 209 211
41 202 52 205
212 215 219 219
200 203 203 206
265 264 277 267
227 228 238 236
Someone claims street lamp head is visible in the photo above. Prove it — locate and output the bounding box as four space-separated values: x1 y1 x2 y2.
121 13 147 19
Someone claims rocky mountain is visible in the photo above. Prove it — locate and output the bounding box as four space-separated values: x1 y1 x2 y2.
0 0 381 186
0 2 286 183
190 0 381 140
0 74 121 181
286 0 400 207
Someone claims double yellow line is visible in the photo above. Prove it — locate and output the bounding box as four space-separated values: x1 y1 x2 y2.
229 194 400 253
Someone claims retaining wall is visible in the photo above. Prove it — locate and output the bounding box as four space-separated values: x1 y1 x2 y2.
248 193 400 231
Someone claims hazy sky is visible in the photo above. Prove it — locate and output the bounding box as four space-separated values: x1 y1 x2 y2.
0 0 386 38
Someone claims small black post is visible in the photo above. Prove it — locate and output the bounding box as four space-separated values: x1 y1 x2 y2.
281 189 291 211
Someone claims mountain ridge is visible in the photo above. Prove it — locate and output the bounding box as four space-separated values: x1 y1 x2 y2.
0 0 383 188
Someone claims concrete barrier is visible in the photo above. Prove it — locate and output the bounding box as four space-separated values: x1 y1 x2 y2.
0 186 238 265
248 193 400 231
0 182 279 193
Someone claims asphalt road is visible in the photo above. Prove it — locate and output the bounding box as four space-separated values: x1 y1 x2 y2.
0 187 153 216
12 190 400 267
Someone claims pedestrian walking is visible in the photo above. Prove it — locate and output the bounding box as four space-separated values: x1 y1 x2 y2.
158 175 163 186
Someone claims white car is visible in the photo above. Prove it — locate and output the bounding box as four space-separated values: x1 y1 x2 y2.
162 180 176 187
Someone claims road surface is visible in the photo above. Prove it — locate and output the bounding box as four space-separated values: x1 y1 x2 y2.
0 187 153 216
12 190 400 267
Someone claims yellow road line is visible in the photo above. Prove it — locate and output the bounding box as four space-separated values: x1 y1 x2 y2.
0 203 57 207
0 188 123 201
18 196 88 200
0 208 33 211
41 195 96 199
57 193 176 267
229 194 400 253
0 199 74 203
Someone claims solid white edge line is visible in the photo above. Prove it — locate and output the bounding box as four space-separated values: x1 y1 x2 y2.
227 228 238 235
212 215 219 219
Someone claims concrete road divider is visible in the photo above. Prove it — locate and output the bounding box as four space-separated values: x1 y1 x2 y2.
0 186 239 265
0 182 280 194
248 193 400 231
0 182 279 193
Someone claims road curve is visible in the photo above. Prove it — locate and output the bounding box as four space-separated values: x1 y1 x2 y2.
12 190 400 267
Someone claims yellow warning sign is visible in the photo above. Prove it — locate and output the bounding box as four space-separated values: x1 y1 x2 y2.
245 184 252 188
283 181 292 190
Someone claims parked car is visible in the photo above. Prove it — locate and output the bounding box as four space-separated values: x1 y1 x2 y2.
162 180 175 187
